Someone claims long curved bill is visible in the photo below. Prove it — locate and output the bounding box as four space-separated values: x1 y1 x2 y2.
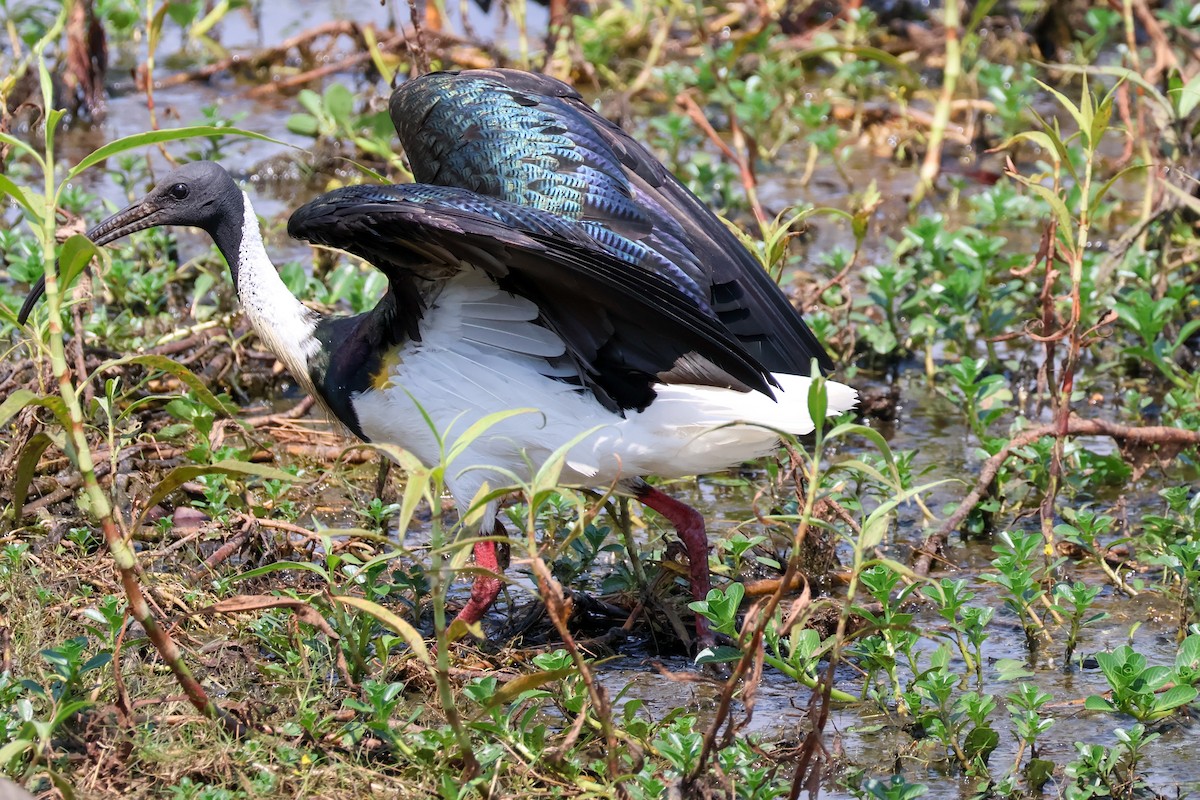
16 200 166 325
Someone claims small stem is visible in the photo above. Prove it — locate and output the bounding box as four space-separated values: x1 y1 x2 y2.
429 512 479 777
911 0 960 207
615 496 647 588
30 6 237 733
951 631 975 674
694 441 834 787
944 715 971 770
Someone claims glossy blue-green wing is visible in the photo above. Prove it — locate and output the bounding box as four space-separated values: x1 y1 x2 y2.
390 68 834 376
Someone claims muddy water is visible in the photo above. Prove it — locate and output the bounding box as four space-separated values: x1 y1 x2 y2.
6 5 1199 798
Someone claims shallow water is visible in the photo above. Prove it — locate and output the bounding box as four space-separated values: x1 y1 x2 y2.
586 370 1195 798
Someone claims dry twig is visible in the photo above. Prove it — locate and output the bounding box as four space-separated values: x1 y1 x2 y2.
913 417 1200 577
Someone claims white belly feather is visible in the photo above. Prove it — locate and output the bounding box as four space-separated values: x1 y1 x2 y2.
352 271 858 511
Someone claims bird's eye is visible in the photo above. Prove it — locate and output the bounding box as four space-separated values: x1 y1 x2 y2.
168 183 189 200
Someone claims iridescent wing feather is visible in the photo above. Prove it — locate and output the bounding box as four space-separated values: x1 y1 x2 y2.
390 68 833 376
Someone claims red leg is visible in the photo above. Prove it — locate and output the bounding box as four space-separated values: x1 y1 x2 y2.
454 531 504 626
635 484 714 646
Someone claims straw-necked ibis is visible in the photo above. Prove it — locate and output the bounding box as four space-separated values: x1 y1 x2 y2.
19 69 856 645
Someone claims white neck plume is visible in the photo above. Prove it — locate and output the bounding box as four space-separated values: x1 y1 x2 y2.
231 191 321 391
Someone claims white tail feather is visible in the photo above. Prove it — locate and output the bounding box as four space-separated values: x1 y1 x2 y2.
561 373 859 482
645 373 858 436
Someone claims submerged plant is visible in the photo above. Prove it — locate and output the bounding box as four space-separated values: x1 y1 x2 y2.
982 530 1059 653
922 577 992 677
1064 724 1159 800
1084 640 1198 722
1052 581 1108 668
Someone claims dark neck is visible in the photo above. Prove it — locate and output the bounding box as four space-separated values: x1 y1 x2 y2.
208 200 247 288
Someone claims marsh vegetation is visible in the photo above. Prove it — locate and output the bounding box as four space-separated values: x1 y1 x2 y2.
2 0 1200 798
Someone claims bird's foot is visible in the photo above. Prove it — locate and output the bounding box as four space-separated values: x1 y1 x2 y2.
634 483 718 656
453 539 505 628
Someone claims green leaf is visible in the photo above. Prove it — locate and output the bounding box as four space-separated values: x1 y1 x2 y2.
98 354 236 418
12 432 54 513
825 455 892 489
0 737 35 769
67 126 287 180
823 422 901 486
362 24 396 86
1025 758 1055 790
860 507 890 551
1078 75 1095 141
484 667 576 707
190 0 232 38
1034 78 1085 134
333 595 431 665
446 617 481 641
1179 633 1200 666
233 560 330 582
165 0 200 27
1084 695 1115 712
1093 163 1151 209
335 157 390 185
0 392 72 449
868 556 922 582
0 130 42 163
1151 684 1197 714
963 0 999 36
1159 176 1200 218
1175 71 1200 118
1173 318 1200 352
806 376 827 426
437 531 506 572
30 395 74 431
695 645 744 665
0 389 38 428
446 408 536 466
286 114 320 137
1025 183 1077 252
137 459 297 531
296 89 322 116
963 726 999 762
1094 649 1123 684
0 172 42 221
57 234 102 297
1030 110 1078 180
363 443 431 535
524 423 605 502
324 83 355 125
1047 63 1171 117
994 131 1064 166
794 44 917 78
859 481 949 553
1089 91 1114 151
147 1 169 49
994 658 1034 682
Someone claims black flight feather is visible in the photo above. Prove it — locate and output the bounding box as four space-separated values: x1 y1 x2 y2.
288 184 774 412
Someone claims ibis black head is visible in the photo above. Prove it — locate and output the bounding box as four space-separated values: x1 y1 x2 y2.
17 161 244 325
